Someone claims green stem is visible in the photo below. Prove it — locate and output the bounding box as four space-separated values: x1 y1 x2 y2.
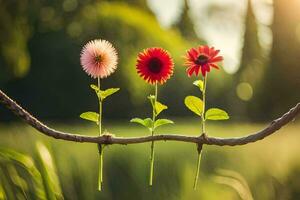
202 75 207 133
149 83 158 186
97 77 103 191
98 146 103 191
193 75 207 190
193 148 202 190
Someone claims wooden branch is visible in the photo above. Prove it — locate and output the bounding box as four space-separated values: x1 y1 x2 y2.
0 89 299 146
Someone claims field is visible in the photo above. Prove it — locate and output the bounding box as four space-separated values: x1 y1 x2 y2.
0 119 299 199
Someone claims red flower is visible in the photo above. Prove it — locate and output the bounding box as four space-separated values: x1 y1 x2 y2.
136 47 174 85
184 45 223 77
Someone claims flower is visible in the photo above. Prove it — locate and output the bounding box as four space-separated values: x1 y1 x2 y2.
136 47 174 84
80 39 118 79
184 45 223 77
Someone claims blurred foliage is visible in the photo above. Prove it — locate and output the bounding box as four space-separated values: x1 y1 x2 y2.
212 169 254 200
0 0 299 121
35 142 63 200
0 0 32 80
0 142 63 199
1 1 300 198
0 147 46 199
0 0 193 121
0 122 300 199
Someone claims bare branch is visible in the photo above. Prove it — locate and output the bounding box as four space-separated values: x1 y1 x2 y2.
0 89 299 146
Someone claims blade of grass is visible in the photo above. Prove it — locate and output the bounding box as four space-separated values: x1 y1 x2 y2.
0 147 47 199
35 142 63 200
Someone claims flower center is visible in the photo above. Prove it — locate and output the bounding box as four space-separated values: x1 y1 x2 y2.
195 54 209 65
95 55 103 63
148 57 163 74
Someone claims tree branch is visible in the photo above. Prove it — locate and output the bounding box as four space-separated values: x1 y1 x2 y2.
0 89 299 146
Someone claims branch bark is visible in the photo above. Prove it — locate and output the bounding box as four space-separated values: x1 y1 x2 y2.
0 89 299 146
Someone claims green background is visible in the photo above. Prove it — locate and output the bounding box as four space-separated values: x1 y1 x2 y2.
0 0 300 199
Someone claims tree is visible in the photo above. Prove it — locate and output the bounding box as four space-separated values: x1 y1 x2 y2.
173 0 199 41
258 0 300 118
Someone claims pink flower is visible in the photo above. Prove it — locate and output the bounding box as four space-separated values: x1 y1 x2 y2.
80 39 118 79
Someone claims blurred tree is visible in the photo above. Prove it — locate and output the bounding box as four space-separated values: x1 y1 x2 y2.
238 0 263 87
173 0 199 41
257 0 300 119
231 0 263 119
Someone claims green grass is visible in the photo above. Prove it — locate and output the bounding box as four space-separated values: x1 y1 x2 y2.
0 120 300 199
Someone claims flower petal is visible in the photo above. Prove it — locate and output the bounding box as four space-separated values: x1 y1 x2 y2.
210 63 220 69
184 45 223 77
80 39 118 79
209 56 223 63
136 47 174 84
187 66 196 77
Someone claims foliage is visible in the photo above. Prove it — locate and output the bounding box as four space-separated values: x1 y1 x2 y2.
0 0 299 121
205 108 229 120
1 123 300 199
131 94 174 132
184 96 203 116
0 1 192 121
35 142 63 200
0 142 63 199
80 112 99 124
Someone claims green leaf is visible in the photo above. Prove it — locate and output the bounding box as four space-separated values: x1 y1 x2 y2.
155 101 168 116
90 84 100 92
154 119 174 129
148 95 155 101
99 88 120 100
130 118 145 126
7 164 28 193
130 118 153 130
193 80 204 91
90 85 120 100
148 95 155 106
90 84 101 99
147 96 168 116
80 112 99 124
184 96 204 116
205 108 229 120
143 118 154 129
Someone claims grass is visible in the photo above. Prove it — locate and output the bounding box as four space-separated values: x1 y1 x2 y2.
0 119 300 199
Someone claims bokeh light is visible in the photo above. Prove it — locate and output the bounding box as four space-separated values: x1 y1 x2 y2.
236 82 253 101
